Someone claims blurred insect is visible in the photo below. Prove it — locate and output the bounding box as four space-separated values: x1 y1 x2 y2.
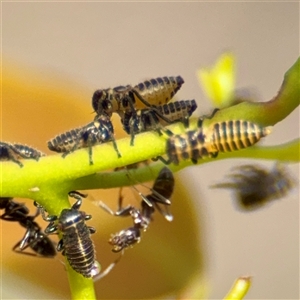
155 118 272 165
0 141 45 167
36 191 100 278
0 197 56 257
122 99 198 145
98 167 174 252
211 163 296 210
48 115 121 165
92 76 184 118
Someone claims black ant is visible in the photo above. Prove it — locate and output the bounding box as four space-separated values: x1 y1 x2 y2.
98 167 174 252
0 197 56 257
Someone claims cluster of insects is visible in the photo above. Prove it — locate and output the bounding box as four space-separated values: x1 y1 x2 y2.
98 167 174 252
48 75 190 163
45 75 271 165
1 74 277 280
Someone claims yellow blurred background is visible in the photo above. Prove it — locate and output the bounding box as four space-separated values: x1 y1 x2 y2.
1 2 299 299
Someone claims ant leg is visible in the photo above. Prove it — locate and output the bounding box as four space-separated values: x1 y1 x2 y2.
18 229 32 249
93 251 123 282
12 240 39 257
153 202 173 222
123 171 153 207
117 186 125 211
98 200 133 217
150 190 171 205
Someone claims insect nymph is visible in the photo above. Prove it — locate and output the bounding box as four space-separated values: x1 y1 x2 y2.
157 118 272 165
99 167 174 252
122 99 197 145
37 191 100 278
92 76 184 118
0 198 56 257
0 142 45 167
47 115 121 165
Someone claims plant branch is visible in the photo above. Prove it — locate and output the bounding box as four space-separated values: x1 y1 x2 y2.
1 56 299 300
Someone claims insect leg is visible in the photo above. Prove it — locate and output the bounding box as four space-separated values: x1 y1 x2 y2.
93 252 123 282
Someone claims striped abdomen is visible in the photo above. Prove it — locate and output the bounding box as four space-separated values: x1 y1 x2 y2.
133 76 184 108
0 142 44 167
58 209 98 278
166 130 218 165
12 144 45 160
157 99 197 123
48 128 81 153
209 120 272 152
122 99 197 135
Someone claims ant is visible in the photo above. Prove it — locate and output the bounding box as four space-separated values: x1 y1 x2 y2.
0 197 56 257
98 167 174 252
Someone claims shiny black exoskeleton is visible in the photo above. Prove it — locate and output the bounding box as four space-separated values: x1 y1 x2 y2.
38 191 100 278
0 142 45 167
48 115 121 165
99 167 174 252
0 197 56 257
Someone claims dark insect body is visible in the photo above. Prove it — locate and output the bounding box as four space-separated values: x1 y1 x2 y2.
122 100 197 145
99 167 174 252
37 191 100 278
92 76 184 118
211 163 295 210
157 118 272 165
0 141 45 167
47 115 121 165
0 197 56 257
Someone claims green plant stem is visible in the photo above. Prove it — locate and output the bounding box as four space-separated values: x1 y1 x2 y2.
1 56 299 300
66 264 97 300
223 276 251 300
73 138 300 190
